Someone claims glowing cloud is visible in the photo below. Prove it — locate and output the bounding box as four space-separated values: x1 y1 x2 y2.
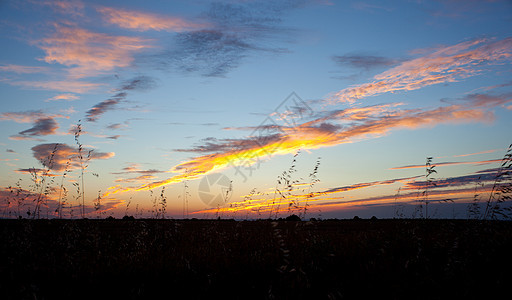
38 24 152 78
46 94 80 102
329 38 512 104
132 100 496 193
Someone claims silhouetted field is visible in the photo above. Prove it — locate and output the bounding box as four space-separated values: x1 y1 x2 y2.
2 218 512 299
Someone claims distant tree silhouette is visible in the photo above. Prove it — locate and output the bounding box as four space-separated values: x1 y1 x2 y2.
285 214 301 221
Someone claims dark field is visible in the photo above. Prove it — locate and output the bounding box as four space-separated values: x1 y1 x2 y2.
2 219 512 299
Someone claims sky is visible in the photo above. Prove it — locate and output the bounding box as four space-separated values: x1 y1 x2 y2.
1 0 511 220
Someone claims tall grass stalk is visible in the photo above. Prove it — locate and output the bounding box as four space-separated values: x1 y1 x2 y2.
484 143 512 220
74 121 93 218
423 156 437 219
300 157 321 220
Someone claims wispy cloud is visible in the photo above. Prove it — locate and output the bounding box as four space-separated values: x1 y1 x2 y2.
1 110 69 140
158 1 300 77
321 175 422 194
333 54 399 71
10 80 103 93
85 75 155 122
98 6 207 32
329 37 512 104
390 158 502 170
38 23 152 78
0 110 64 123
453 149 500 157
0 64 49 74
109 164 165 185
401 172 497 191
352 2 393 12
39 0 85 17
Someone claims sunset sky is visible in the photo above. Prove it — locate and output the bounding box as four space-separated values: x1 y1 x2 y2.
1 0 511 219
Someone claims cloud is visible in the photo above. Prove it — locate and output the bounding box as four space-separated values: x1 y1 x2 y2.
106 123 126 130
10 80 103 93
85 97 123 122
0 64 49 74
401 172 497 191
98 6 207 32
158 1 300 77
0 110 52 123
15 168 53 176
17 117 59 137
167 29 260 77
38 24 153 78
111 164 165 176
321 175 423 194
329 37 512 104
114 174 157 183
333 54 399 71
453 149 500 157
390 158 503 170
39 0 85 17
6 149 16 153
118 75 156 91
132 98 499 192
426 0 510 18
31 143 115 172
1 110 69 139
110 164 165 184
85 76 155 122
46 93 80 102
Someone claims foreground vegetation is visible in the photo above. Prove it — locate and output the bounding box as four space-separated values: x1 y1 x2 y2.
2 218 512 299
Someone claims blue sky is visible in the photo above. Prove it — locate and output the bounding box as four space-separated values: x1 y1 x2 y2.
1 0 511 219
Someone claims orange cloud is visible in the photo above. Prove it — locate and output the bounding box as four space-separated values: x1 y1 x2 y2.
316 185 495 213
453 149 500 157
38 24 152 78
101 39 512 199
98 7 207 32
329 38 512 104
46 93 80 102
129 102 492 194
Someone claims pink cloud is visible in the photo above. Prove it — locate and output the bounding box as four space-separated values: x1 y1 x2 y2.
329 38 512 104
38 24 153 78
46 93 80 102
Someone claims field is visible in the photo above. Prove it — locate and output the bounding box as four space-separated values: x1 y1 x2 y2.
2 218 512 299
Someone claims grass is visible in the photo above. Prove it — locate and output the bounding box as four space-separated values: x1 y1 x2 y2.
2 218 512 299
